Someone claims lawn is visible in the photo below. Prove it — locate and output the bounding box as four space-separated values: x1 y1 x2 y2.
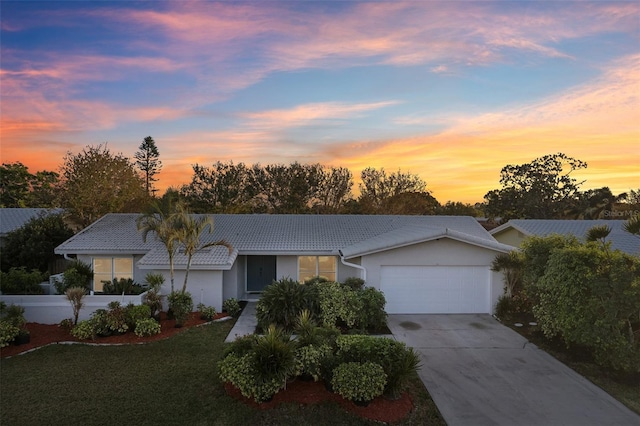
0 320 445 426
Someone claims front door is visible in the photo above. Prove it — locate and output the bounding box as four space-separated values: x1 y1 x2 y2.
247 256 276 293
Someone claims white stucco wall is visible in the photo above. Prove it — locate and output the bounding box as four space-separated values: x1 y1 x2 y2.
0 293 146 324
276 255 298 280
158 270 224 311
492 228 525 248
360 239 505 312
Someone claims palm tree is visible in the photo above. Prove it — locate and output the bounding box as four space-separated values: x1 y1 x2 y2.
175 207 231 294
136 201 183 293
490 251 523 299
624 215 640 236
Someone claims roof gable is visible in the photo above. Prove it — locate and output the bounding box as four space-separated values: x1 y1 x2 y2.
491 219 640 255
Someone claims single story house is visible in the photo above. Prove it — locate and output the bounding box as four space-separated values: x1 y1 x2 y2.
55 214 513 314
490 219 640 256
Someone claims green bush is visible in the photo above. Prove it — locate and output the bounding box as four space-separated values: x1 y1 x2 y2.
356 287 386 331
134 318 161 337
197 303 217 321
294 344 332 381
218 353 283 403
494 294 514 320
126 303 151 329
0 267 46 295
54 260 93 294
222 334 258 358
256 278 320 332
253 325 296 384
105 301 129 334
167 291 193 326
71 320 96 340
90 309 111 336
304 276 331 285
1 303 26 328
59 318 74 331
342 277 365 290
102 278 145 295
317 281 362 329
0 321 20 348
534 244 640 373
336 335 421 398
331 362 387 403
222 298 241 317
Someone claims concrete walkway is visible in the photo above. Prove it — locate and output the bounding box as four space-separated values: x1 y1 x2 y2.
388 314 640 426
224 301 257 343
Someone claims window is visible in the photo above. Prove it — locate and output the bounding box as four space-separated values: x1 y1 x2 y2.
92 257 133 292
298 256 336 283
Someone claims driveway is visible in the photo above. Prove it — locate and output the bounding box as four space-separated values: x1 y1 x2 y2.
388 314 640 426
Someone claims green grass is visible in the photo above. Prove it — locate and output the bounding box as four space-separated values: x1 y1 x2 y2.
0 321 445 426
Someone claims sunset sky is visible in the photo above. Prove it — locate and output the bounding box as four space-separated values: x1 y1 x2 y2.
1 1 638 203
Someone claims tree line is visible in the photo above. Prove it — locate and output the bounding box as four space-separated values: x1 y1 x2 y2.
1 144 637 227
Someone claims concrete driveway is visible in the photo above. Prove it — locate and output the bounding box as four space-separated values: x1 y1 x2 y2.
388 314 640 426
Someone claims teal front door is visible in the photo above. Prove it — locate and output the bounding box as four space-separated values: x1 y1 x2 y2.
247 256 276 293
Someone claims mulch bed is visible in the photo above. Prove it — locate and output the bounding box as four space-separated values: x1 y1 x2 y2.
224 380 413 423
0 311 218 358
2 311 414 423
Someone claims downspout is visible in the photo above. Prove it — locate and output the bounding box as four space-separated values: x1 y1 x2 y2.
338 250 367 282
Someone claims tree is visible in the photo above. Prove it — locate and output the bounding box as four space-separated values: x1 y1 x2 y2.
0 162 61 208
134 136 162 196
491 251 523 299
568 187 627 219
436 201 479 216
174 206 231 294
312 166 353 213
0 212 74 273
484 153 587 220
0 162 33 207
60 144 147 227
136 200 183 293
249 162 322 213
358 167 430 214
181 161 254 213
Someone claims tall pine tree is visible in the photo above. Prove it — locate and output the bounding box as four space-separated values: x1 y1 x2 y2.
135 136 162 196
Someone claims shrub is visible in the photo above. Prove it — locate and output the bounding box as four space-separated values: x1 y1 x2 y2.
356 287 387 331
253 325 296 384
256 278 319 332
223 334 258 358
294 344 332 381
332 362 387 403
102 278 145 295
90 309 110 336
126 303 151 329
0 267 46 294
167 291 193 326
342 277 365 291
336 335 421 398
494 294 514 320
197 303 217 321
59 318 74 331
0 322 20 348
134 318 161 337
65 286 86 325
1 303 26 328
71 320 95 340
304 276 331 286
144 272 165 291
222 298 241 317
218 353 283 403
105 301 129 334
317 281 362 329
54 260 93 294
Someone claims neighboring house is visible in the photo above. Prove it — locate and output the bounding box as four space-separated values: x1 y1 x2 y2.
490 219 640 256
55 214 513 314
0 208 64 248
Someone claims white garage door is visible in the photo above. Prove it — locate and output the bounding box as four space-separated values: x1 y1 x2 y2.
380 266 490 314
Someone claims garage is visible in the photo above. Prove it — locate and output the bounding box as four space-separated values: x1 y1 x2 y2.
380 266 491 314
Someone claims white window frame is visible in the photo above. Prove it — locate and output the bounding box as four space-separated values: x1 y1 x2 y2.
297 256 337 283
92 256 133 292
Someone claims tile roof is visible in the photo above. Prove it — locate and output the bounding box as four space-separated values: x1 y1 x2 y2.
138 246 238 270
56 213 506 266
491 219 640 255
0 208 64 235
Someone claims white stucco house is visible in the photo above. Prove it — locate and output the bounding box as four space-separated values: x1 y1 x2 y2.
54 213 513 314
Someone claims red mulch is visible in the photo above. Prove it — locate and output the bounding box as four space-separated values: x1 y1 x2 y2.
224 380 413 423
0 311 219 358
2 312 414 423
